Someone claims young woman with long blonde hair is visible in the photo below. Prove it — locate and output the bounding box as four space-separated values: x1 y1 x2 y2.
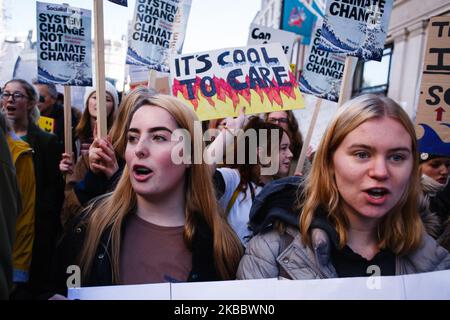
238 94 450 280
49 93 243 298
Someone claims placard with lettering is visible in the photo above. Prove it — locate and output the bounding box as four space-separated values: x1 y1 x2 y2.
36 2 92 86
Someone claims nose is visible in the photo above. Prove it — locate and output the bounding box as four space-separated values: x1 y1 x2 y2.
368 156 389 180
134 139 149 159
440 164 449 176
287 148 293 160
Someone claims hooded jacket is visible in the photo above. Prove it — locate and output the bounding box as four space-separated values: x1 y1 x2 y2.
237 177 450 280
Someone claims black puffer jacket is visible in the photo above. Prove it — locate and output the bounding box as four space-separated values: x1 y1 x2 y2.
248 175 304 235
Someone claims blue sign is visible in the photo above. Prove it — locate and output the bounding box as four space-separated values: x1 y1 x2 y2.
281 0 318 45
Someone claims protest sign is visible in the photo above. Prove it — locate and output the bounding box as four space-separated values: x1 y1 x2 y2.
68 270 450 300
128 64 150 89
415 16 450 157
311 0 325 17
300 19 345 102
68 283 171 300
127 0 192 72
320 0 393 61
247 24 298 59
169 43 304 121
108 0 128 6
36 2 92 86
281 0 318 45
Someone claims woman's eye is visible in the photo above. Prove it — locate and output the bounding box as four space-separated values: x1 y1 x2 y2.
127 135 138 143
389 154 405 162
355 151 369 159
153 135 167 142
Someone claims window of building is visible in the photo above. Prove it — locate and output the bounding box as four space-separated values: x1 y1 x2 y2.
352 45 393 96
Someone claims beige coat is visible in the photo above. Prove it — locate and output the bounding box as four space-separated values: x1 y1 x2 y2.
237 225 450 280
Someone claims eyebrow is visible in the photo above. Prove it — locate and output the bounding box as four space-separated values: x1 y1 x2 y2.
348 144 411 153
128 126 173 134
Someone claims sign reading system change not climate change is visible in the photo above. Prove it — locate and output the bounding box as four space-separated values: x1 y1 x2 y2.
36 2 92 86
127 0 192 72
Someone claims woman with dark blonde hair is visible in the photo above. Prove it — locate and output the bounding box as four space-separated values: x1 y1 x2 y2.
238 94 450 280
265 110 304 175
49 94 243 298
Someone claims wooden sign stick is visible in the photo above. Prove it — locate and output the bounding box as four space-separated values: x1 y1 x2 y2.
295 97 322 175
93 0 107 138
337 56 357 107
148 69 157 90
294 37 303 82
63 86 72 156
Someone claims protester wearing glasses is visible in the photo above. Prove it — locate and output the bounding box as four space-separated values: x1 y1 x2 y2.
1 79 64 297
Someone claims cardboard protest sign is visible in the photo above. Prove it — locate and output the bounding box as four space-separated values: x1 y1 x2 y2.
247 24 298 59
128 64 151 89
281 0 318 45
320 0 393 61
127 0 192 72
415 16 450 157
108 0 128 6
36 2 92 86
68 270 450 300
170 43 304 121
300 19 345 102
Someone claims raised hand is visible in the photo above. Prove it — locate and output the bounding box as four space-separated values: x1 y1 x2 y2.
88 137 119 179
59 152 74 175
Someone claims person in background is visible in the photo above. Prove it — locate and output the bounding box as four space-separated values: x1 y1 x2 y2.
0 111 36 299
419 152 450 249
48 94 243 298
1 79 64 297
237 94 450 280
59 87 150 229
208 114 293 246
33 81 80 150
265 110 306 175
73 82 118 159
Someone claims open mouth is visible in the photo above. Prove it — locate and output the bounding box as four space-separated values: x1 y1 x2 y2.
364 187 390 199
133 165 153 176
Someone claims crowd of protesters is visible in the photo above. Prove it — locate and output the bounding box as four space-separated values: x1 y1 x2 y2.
0 79 449 300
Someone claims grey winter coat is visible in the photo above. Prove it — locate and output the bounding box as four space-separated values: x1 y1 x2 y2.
237 225 450 280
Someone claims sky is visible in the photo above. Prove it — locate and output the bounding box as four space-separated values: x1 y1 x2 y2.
4 0 262 54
